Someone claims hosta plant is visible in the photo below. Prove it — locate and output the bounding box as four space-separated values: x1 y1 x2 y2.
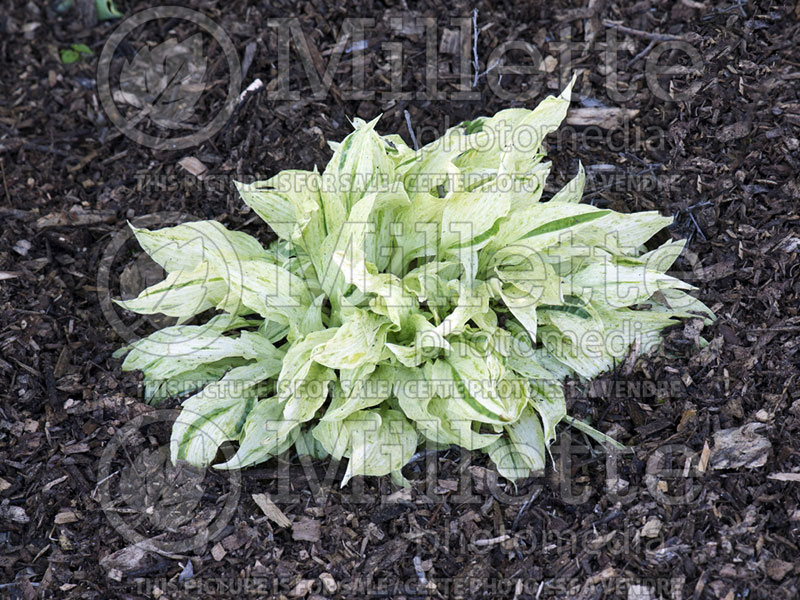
115 78 714 484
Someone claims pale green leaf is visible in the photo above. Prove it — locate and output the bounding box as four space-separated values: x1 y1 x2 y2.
170 361 274 466
567 260 693 308
563 415 625 450
341 408 416 485
486 407 546 480
311 308 392 370
131 220 268 274
549 162 585 204
115 262 227 319
321 364 394 421
214 397 300 470
529 379 566 448
321 116 396 232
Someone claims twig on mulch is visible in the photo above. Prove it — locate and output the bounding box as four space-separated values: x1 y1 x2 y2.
0 139 71 156
512 489 541 530
472 8 480 87
41 354 59 410
404 110 419 151
626 39 657 68
0 159 9 205
603 20 687 41
473 534 510 546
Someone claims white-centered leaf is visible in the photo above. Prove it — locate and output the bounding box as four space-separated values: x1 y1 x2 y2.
486 407 546 480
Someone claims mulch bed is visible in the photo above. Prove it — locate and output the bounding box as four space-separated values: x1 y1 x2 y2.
1 0 799 598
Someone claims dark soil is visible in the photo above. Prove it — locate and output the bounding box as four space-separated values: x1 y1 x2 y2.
2 0 800 598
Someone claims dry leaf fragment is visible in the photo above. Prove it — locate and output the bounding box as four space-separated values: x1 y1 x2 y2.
211 542 226 561
291 518 321 542
717 121 750 143
473 534 511 547
178 156 208 179
566 107 639 129
768 472 800 482
698 441 711 473
99 544 150 574
319 572 337 594
775 235 800 253
710 423 771 470
252 493 291 528
695 260 736 281
766 558 794 581
62 442 90 455
0 503 29 523
288 579 315 597
677 409 697 432
641 518 662 538
439 28 460 54
54 510 80 524
627 584 657 600
36 205 116 229
13 239 31 256
107 568 123 582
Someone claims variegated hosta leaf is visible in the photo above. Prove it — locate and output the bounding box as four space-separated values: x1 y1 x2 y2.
321 116 396 232
214 396 298 470
393 366 500 450
322 364 393 421
122 329 283 378
399 125 478 200
131 220 269 274
444 340 515 423
276 328 337 405
653 288 715 323
116 76 715 483
234 170 324 254
170 361 276 465
115 261 227 320
295 428 330 460
311 308 393 370
312 408 417 486
498 76 575 176
529 379 566 449
218 259 312 325
486 407 546 480
566 260 693 308
550 163 585 204
144 360 242 405
281 363 334 427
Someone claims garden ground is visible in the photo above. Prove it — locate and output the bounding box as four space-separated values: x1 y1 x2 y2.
1 0 799 598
